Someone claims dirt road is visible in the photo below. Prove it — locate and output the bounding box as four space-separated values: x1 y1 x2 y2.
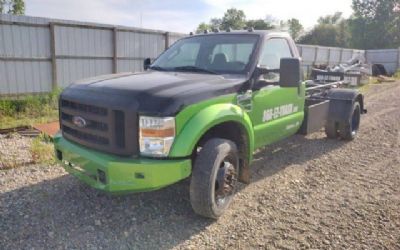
1 82 399 249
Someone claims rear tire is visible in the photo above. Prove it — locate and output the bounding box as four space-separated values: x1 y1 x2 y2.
339 102 361 141
190 138 239 219
325 120 338 139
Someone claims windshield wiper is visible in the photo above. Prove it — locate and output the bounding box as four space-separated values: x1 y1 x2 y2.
173 66 218 75
149 65 167 71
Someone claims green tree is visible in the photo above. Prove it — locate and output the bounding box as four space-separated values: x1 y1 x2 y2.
0 0 7 12
287 18 304 41
298 12 350 47
195 8 247 32
0 0 25 14
336 19 351 48
349 0 400 49
220 8 246 30
195 8 275 32
209 18 222 30
245 19 274 30
196 22 211 34
10 0 24 14
298 24 343 47
318 12 343 24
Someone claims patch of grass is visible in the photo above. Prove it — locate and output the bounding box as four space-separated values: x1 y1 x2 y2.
0 88 61 129
30 134 56 165
394 69 400 79
358 83 371 94
0 153 20 169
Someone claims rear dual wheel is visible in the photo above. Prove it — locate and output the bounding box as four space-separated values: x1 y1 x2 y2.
190 138 239 219
325 101 361 141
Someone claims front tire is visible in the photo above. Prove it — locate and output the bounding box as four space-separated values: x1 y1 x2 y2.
190 138 239 219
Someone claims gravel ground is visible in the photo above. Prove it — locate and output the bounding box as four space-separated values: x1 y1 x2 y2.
0 134 33 169
1 82 399 249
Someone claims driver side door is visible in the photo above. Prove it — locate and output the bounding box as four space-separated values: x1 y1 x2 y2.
248 38 304 148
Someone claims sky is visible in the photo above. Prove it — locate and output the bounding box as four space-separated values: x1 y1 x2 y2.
25 0 354 33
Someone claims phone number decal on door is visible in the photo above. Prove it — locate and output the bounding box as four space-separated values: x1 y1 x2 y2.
263 104 298 122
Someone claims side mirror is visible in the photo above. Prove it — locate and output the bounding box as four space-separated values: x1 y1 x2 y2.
279 58 301 87
143 58 151 70
253 66 279 90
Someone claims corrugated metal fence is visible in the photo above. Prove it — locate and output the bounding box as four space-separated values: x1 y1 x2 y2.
298 44 400 75
365 49 400 74
0 14 184 96
297 44 366 75
1 14 399 96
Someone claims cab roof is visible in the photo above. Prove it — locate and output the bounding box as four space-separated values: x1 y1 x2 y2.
190 30 290 38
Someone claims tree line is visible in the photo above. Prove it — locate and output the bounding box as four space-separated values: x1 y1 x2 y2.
196 0 400 49
0 0 24 15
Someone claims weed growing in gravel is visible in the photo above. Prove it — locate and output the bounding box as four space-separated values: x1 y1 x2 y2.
0 88 62 129
0 133 33 169
30 134 56 165
0 153 19 169
394 69 400 79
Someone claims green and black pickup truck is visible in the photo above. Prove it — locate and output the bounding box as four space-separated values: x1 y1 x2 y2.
54 30 366 218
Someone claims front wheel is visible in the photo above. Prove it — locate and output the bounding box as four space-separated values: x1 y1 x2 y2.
190 138 239 219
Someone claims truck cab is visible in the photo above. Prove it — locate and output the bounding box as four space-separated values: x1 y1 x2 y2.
54 30 365 218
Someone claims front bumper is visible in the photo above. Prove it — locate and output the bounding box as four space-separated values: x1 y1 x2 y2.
54 133 191 194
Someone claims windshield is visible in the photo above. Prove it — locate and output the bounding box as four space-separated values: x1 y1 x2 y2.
151 34 259 74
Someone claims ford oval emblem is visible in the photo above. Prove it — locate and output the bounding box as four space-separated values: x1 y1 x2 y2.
72 116 87 128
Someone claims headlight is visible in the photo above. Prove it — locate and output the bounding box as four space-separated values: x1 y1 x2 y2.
139 116 175 157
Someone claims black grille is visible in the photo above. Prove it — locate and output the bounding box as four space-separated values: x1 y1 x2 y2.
63 125 109 145
114 110 125 148
60 98 138 156
61 112 108 131
61 99 108 116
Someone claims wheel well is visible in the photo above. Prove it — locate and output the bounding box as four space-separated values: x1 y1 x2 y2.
193 121 250 183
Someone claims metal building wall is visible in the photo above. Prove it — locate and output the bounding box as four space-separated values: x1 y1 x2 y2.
0 13 398 97
0 14 185 96
366 49 400 74
54 25 114 87
169 33 184 46
116 30 166 73
0 16 52 95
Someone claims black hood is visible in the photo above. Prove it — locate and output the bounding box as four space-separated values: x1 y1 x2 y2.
61 71 247 115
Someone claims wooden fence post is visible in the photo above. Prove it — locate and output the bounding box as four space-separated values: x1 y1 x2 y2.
49 22 57 90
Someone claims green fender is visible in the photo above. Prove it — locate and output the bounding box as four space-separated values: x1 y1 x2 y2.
169 103 254 161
